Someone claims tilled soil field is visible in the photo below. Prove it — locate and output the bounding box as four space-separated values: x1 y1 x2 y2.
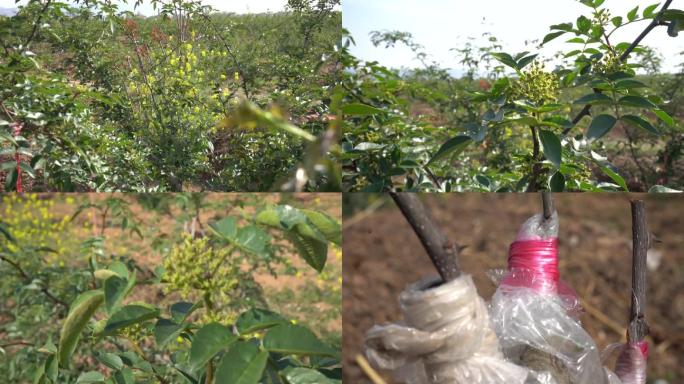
342 193 684 383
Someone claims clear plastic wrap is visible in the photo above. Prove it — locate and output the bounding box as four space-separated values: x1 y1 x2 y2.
365 274 529 384
490 212 617 384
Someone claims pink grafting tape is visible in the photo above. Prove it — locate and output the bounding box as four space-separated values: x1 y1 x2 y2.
503 238 560 294
615 341 648 384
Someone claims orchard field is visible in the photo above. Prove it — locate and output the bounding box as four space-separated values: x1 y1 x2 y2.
341 0 684 192
0 193 342 383
0 0 341 192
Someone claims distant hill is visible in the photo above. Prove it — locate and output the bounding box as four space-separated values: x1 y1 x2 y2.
0 7 17 16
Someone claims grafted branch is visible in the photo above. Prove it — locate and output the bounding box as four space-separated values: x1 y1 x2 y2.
389 192 461 282
628 200 649 343
541 191 554 220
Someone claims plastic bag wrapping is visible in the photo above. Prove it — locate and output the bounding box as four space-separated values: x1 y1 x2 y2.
365 274 529 384
490 211 615 384
490 288 615 384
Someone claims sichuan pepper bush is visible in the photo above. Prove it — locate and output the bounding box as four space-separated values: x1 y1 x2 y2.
0 194 342 383
341 0 684 192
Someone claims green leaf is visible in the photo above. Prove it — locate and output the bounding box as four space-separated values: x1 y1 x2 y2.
542 31 566 45
428 135 472 165
600 165 628 191
621 115 659 135
627 6 639 21
283 367 341 384
4 167 17 192
573 93 612 105
95 352 123 371
576 15 591 33
341 103 385 116
103 304 159 336
618 95 657 109
208 217 237 240
214 342 268 384
490 52 518 69
104 276 127 314
58 291 104 366
154 318 185 347
517 54 538 69
587 114 617 140
643 3 659 18
654 109 675 127
113 368 135 384
189 323 237 370
550 172 566 192
538 130 562 168
170 301 199 323
286 228 328 272
263 324 336 357
614 79 647 89
76 371 105 383
611 16 623 27
235 225 270 255
236 308 289 335
301 209 341 246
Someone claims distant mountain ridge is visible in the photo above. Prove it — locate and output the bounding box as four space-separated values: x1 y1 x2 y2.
0 7 17 16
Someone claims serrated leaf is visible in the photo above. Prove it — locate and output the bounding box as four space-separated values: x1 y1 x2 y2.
263 324 336 357
490 52 518 69
103 304 159 336
550 172 566 192
189 323 237 370
104 276 127 314
428 135 472 165
574 93 612 105
236 308 289 335
283 367 341 384
286 228 327 272
538 129 562 168
300 209 341 246
58 291 104 366
618 95 657 109
76 371 105 383
214 342 268 384
621 115 659 135
587 114 617 140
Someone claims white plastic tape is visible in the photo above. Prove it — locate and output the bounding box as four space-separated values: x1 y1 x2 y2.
365 274 529 384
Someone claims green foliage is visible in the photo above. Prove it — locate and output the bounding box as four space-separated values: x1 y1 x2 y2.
0 0 341 192
341 1 684 192
0 194 342 383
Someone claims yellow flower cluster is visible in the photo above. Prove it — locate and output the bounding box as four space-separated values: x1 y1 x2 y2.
163 236 240 324
593 51 628 75
513 61 559 105
1 194 72 261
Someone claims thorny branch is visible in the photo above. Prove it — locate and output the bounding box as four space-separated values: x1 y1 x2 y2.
0 254 67 308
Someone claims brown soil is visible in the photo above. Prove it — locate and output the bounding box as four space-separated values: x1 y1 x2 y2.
343 193 684 383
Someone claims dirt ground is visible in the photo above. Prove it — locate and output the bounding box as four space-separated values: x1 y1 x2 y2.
342 193 684 383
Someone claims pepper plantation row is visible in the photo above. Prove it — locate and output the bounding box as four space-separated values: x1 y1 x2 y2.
0 0 341 192
0 193 342 383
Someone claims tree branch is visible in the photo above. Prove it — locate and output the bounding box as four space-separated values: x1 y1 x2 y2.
24 0 53 49
565 0 674 134
389 192 461 282
541 191 554 220
628 199 649 343
0 254 67 307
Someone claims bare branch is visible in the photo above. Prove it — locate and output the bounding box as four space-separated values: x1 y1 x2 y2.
628 199 649 343
389 192 461 282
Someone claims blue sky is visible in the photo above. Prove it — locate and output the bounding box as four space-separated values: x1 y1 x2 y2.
0 0 288 14
344 0 684 74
